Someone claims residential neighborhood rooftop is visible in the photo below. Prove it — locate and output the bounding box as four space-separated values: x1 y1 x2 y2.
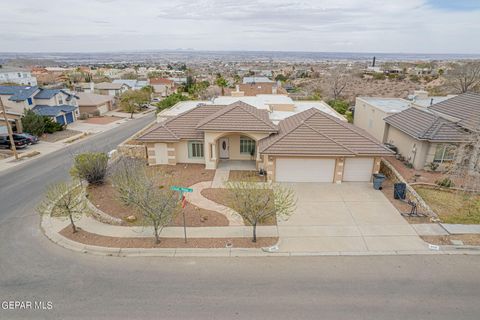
358 97 411 113
0 85 38 101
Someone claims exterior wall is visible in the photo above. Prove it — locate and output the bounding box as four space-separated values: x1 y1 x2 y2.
334 157 345 183
385 125 430 169
0 71 37 86
175 140 205 164
353 98 390 142
0 96 29 113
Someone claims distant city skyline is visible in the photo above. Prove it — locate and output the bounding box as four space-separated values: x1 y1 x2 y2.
1 0 480 54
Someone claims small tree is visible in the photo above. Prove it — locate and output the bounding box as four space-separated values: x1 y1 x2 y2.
329 67 349 100
70 152 109 185
225 180 296 242
215 75 228 96
327 99 349 115
119 90 150 119
38 181 85 233
21 109 45 136
111 158 180 243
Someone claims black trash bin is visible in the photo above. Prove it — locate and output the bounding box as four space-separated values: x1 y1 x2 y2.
372 173 386 190
394 182 406 200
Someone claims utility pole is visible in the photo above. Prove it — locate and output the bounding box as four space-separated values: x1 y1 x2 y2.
0 98 18 160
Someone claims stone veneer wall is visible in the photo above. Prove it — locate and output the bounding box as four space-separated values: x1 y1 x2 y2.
380 159 437 219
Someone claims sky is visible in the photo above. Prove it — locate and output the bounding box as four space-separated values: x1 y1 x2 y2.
0 0 479 53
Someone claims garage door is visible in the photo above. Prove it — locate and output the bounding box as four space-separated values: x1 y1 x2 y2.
343 158 374 182
55 115 65 125
275 158 335 182
65 112 74 124
98 104 109 115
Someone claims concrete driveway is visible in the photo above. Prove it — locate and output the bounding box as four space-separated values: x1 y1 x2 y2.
277 183 430 254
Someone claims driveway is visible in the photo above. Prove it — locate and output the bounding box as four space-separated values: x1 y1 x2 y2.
277 183 430 253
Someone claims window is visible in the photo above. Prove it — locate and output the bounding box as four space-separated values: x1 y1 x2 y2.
433 144 456 163
58 96 64 105
240 136 256 154
188 141 204 158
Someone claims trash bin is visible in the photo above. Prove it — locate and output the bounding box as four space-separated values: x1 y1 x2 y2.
394 182 406 200
372 173 386 190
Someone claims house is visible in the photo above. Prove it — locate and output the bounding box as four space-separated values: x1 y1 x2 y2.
149 78 174 97
0 85 79 124
383 93 479 170
0 67 37 86
76 92 114 116
112 79 149 91
354 92 456 143
137 101 392 183
0 110 23 133
242 76 274 84
94 82 130 97
228 82 287 97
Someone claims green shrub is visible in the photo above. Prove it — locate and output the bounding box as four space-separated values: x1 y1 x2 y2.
428 162 439 171
156 93 189 112
373 73 386 80
70 152 109 185
327 99 349 115
43 117 64 133
436 177 455 188
21 109 45 136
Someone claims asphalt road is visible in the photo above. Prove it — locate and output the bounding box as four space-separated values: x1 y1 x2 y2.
1 114 480 319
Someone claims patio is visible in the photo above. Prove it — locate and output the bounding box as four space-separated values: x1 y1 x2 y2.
216 160 257 171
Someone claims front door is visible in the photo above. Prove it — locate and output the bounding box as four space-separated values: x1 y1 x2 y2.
219 138 229 159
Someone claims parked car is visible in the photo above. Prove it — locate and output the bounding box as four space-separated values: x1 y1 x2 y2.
0 135 28 149
13 133 38 145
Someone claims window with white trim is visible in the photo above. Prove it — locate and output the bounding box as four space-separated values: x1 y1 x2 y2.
188 141 204 158
240 136 256 154
433 144 456 163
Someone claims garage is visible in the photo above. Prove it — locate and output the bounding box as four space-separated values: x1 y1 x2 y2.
343 158 374 182
65 112 74 124
154 143 168 165
275 158 335 182
55 115 65 125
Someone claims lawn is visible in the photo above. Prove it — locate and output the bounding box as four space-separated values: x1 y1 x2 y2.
414 187 480 224
201 188 277 226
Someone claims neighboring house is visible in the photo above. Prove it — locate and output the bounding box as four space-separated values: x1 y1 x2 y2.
0 110 23 133
0 67 37 86
137 101 392 183
94 82 130 97
383 93 479 170
76 92 114 116
228 82 287 97
149 78 174 97
242 76 273 84
112 79 149 91
0 85 79 124
354 93 456 143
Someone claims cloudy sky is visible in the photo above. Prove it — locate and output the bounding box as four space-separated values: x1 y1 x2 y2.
1 0 479 53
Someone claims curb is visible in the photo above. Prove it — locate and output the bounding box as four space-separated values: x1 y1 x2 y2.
40 215 480 257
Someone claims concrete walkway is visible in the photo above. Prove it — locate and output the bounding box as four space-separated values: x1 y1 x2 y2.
186 181 244 225
211 169 229 188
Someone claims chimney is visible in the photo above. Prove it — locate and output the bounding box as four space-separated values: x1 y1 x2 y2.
272 84 277 94
430 98 434 106
89 81 94 92
235 84 240 92
372 56 376 67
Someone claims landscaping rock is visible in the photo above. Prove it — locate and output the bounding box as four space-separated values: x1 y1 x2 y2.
125 215 137 222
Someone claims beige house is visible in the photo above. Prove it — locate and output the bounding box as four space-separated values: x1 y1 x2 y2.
76 92 114 115
383 93 478 170
137 101 392 183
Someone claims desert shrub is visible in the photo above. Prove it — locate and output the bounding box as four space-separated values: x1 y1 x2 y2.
327 99 349 115
436 177 455 188
79 113 89 120
43 117 64 133
92 110 101 117
373 73 386 80
428 162 439 171
70 152 109 185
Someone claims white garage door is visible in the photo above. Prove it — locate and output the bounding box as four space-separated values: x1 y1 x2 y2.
276 158 335 182
343 158 374 182
154 143 169 165
98 104 109 115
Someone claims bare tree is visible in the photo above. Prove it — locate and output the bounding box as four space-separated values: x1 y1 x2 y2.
111 158 180 243
448 132 480 191
37 181 85 233
446 61 480 93
329 66 349 100
225 180 296 242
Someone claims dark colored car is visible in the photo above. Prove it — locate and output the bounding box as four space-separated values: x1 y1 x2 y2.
0 135 28 149
13 133 39 145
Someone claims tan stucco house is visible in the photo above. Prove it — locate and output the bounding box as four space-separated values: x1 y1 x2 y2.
383 93 478 170
137 101 393 183
76 92 114 116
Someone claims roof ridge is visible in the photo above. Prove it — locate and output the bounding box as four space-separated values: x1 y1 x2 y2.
302 121 357 154
237 102 277 130
195 104 232 128
259 109 318 152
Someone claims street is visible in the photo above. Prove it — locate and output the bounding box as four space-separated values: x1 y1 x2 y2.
1 114 480 319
